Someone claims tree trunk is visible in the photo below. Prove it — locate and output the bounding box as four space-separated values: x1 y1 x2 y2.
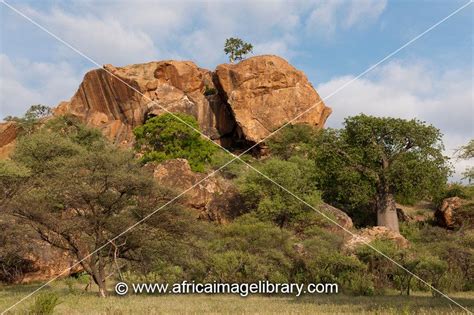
376 192 399 232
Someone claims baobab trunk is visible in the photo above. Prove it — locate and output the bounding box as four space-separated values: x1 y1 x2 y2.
376 192 399 232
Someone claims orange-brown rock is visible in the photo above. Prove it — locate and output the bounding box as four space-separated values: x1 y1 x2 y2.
2 56 332 152
0 122 17 158
319 203 353 230
54 61 235 145
215 55 332 144
151 159 241 223
435 197 464 229
344 226 409 251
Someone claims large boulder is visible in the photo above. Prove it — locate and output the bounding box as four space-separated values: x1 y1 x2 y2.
215 55 332 144
1 56 332 152
435 197 473 229
151 159 241 223
319 203 353 231
54 61 236 145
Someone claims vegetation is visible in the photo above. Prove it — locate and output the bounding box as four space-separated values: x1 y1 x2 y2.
4 104 52 135
238 157 321 228
224 37 253 63
457 139 474 183
1 110 472 313
1 117 193 297
313 115 450 231
133 113 217 172
2 283 474 315
28 292 61 315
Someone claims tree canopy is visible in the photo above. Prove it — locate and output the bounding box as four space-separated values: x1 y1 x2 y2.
313 115 451 231
238 157 321 228
133 113 217 172
1 117 188 296
224 37 253 63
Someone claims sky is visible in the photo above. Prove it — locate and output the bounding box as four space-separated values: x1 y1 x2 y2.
0 0 473 181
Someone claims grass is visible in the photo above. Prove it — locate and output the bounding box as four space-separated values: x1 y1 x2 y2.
1 282 473 314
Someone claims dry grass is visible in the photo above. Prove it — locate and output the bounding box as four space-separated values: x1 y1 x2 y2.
1 282 473 314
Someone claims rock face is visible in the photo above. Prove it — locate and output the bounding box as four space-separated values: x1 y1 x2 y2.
435 197 466 229
51 55 331 149
0 122 17 158
215 55 332 144
54 61 236 146
319 203 353 230
344 226 409 251
151 159 242 223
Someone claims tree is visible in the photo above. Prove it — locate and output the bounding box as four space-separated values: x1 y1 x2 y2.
4 104 52 135
313 115 450 232
1 117 181 297
456 139 474 183
133 113 217 172
238 157 321 228
224 37 253 63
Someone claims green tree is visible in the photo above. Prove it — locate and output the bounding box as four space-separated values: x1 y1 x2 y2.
238 157 321 228
4 104 52 135
313 115 450 232
224 37 253 63
1 117 181 297
133 113 217 172
456 139 474 183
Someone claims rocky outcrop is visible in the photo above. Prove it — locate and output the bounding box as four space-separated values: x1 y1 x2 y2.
319 203 353 230
215 55 331 144
0 122 17 159
344 226 409 251
50 55 331 149
54 61 236 146
151 159 242 223
435 197 472 229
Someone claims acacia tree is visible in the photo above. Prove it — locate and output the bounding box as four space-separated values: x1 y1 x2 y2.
313 115 450 232
1 117 183 297
224 37 253 63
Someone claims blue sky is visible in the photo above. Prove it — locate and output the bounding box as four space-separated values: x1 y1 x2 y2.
0 0 473 180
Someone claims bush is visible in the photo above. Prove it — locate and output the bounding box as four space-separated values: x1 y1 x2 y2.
238 157 321 228
29 292 60 315
203 85 217 96
133 113 217 172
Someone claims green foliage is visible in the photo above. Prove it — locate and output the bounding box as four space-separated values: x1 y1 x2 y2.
268 124 319 160
4 104 52 135
238 157 321 228
457 139 474 183
207 215 295 282
313 115 451 226
133 113 217 172
29 292 60 315
4 117 185 295
224 37 253 63
203 85 217 96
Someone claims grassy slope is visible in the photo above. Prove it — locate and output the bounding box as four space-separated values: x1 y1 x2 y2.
1 282 473 314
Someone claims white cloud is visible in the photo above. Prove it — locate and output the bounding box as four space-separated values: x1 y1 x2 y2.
7 0 386 68
26 8 158 66
0 54 82 118
306 0 387 36
318 60 473 181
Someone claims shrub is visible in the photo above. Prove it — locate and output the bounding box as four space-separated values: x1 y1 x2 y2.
133 113 217 172
238 157 321 228
29 292 60 315
203 85 217 96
